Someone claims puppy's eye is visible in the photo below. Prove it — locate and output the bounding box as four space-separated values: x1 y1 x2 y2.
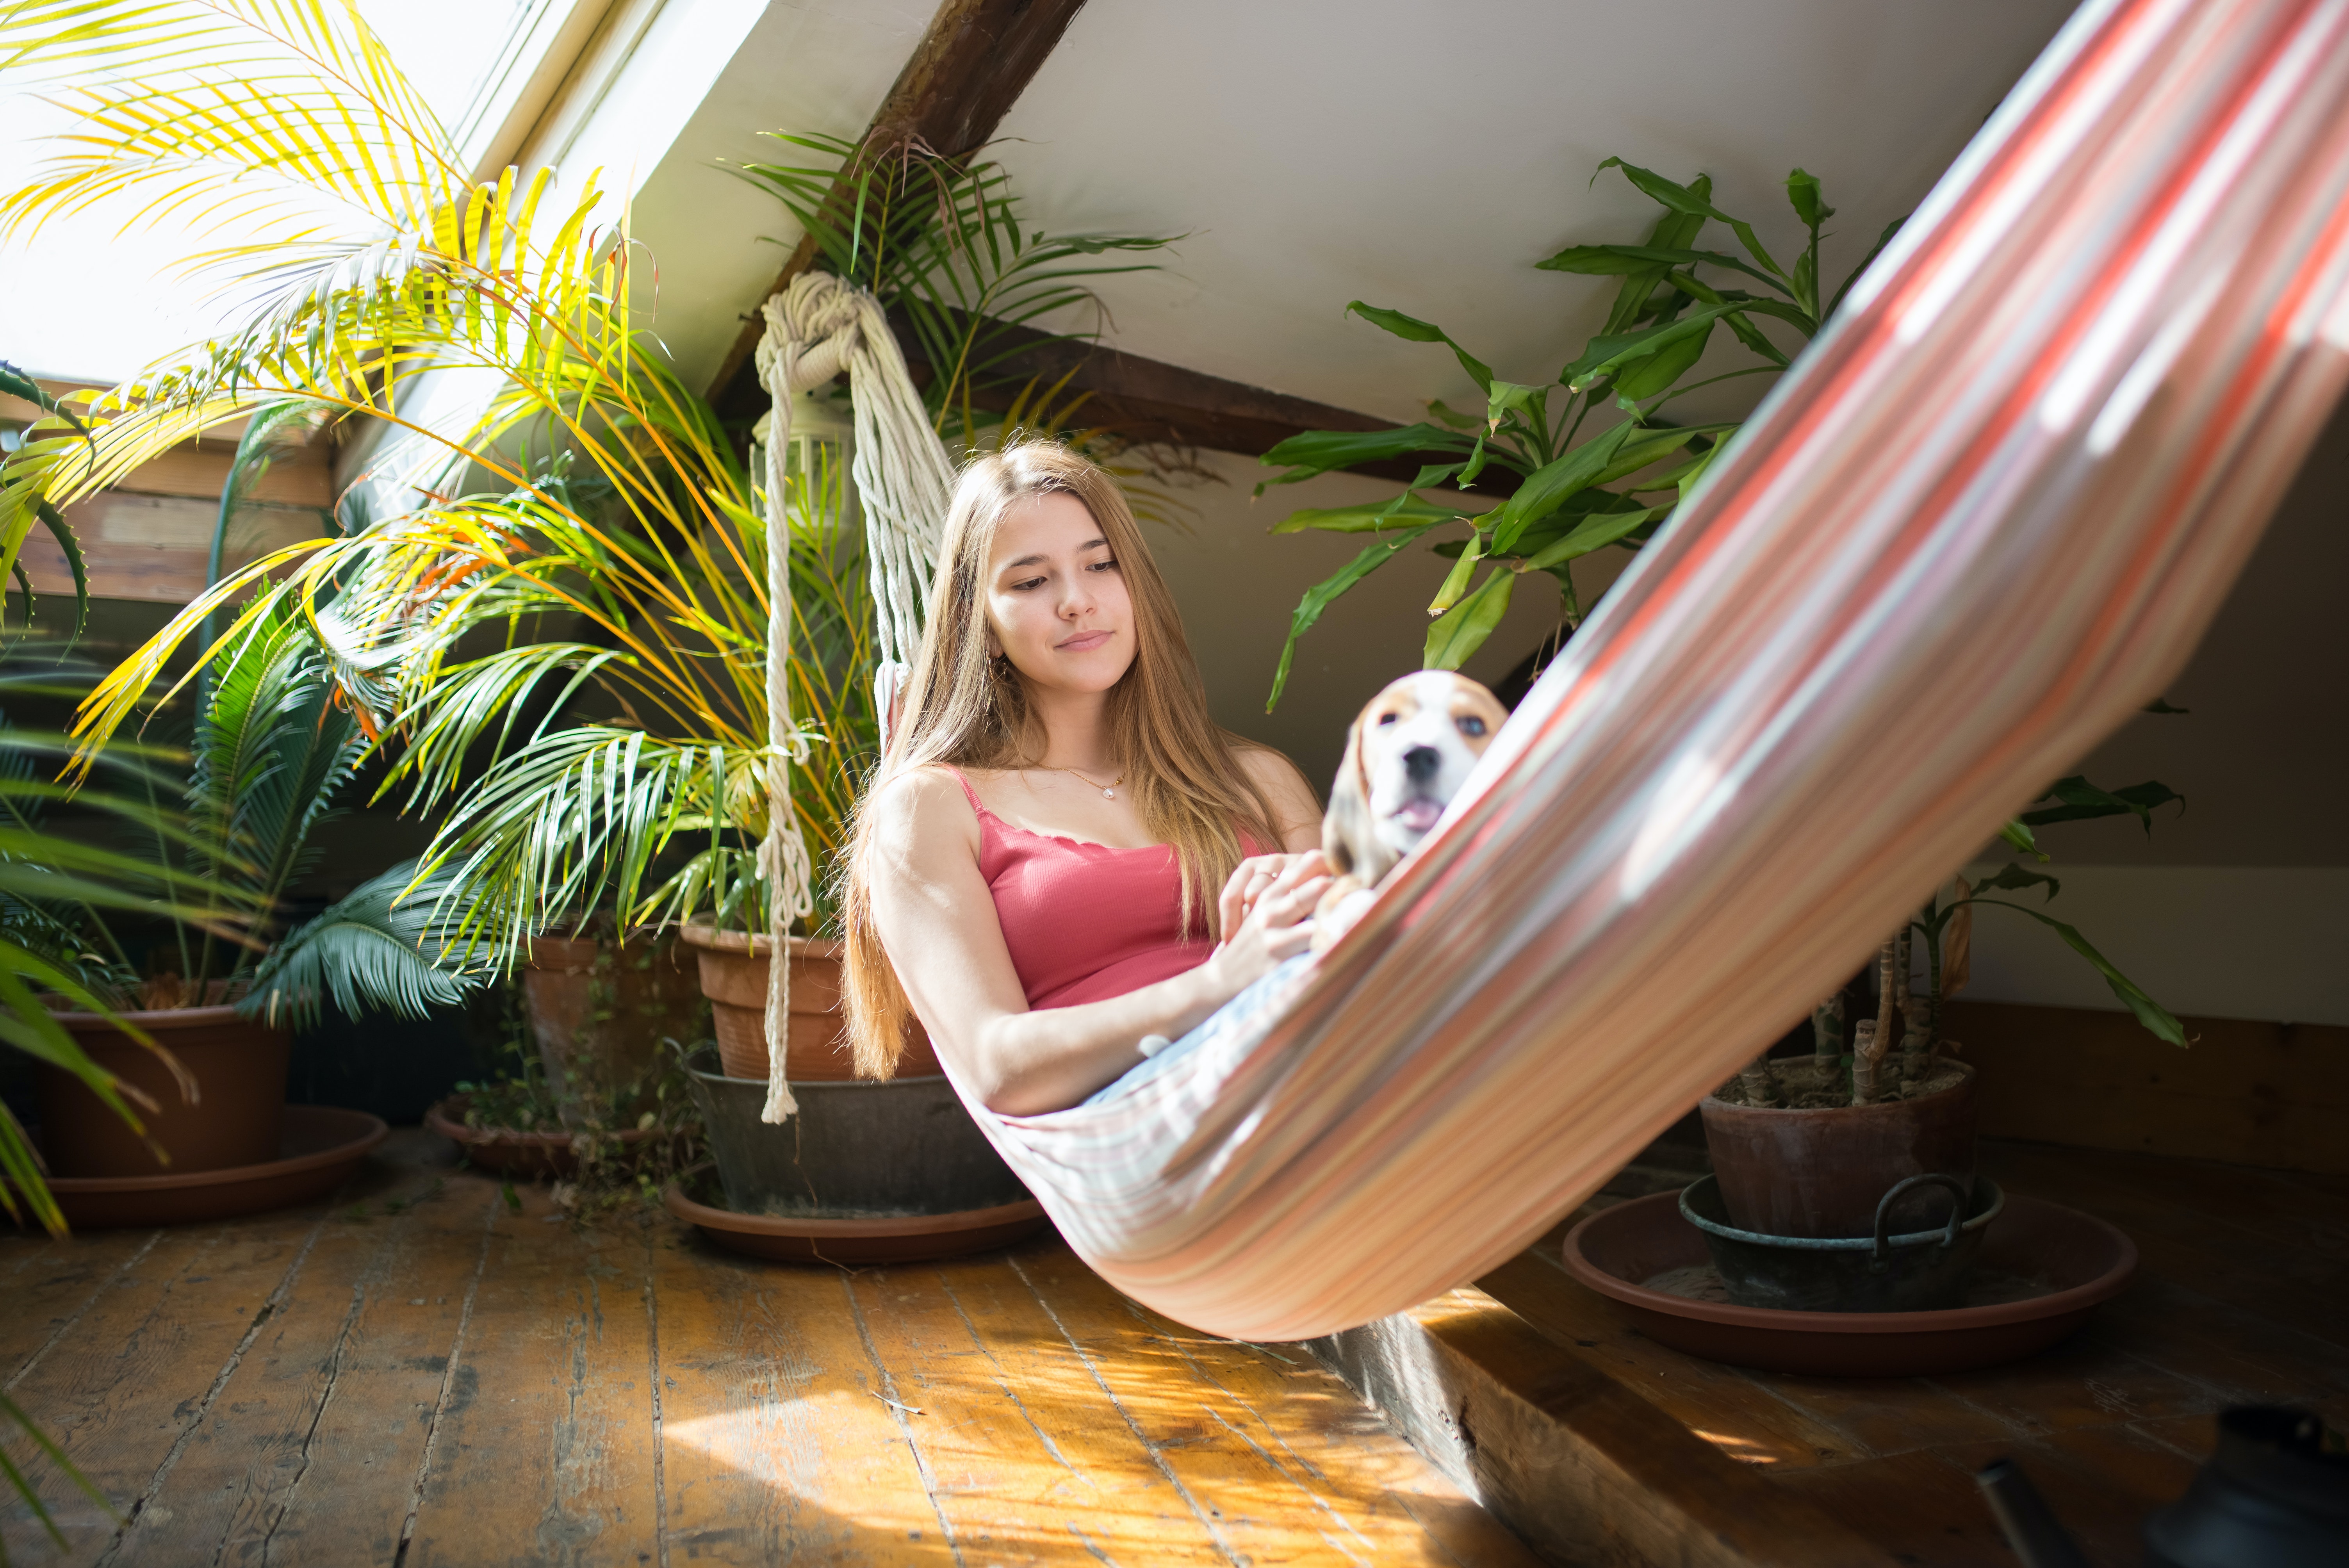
1376 712 1400 727
1456 715 1488 738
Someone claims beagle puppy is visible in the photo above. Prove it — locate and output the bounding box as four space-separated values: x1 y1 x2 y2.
1312 671 1510 950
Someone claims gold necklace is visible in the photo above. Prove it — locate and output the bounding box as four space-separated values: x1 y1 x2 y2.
1055 763 1126 800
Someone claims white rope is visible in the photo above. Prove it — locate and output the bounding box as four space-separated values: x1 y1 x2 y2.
749 272 950 1122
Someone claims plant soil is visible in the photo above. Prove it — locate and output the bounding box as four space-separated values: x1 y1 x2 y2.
1712 1056 1966 1110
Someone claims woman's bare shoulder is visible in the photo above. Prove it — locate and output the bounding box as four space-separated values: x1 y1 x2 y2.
1232 740 1323 841
868 764 983 843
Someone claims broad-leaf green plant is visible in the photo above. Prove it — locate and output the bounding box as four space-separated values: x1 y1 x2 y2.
1257 161 1905 707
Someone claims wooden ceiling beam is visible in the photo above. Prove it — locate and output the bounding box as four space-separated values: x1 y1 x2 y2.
706 0 1093 398
704 0 1501 488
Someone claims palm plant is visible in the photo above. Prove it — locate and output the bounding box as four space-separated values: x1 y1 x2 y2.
0 0 1185 964
1258 161 1905 707
3 609 474 1022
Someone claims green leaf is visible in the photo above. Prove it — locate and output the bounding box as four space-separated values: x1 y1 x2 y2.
1345 301 1492 390
1972 861 2062 900
32 498 87 640
1255 423 1480 494
1826 214 1909 321
1538 242 1783 291
1265 523 1440 711
1784 168 1834 229
1595 157 1786 281
241 860 481 1028
1424 567 1515 671
1611 319 1715 401
1581 182 1715 337
1517 504 1669 573
1999 818 2044 859
1964 897 2187 1045
1428 532 1485 617
2019 775 2184 834
1561 304 1744 392
1269 496 1462 535
1487 422 1729 554
1483 379 1547 431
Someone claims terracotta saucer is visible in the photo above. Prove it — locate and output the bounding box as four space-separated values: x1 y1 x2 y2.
423 1095 659 1180
662 1183 1052 1265
35 1106 388 1229
1561 1188 2137 1376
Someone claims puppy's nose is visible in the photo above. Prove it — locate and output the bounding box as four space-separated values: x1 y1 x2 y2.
1403 745 1442 784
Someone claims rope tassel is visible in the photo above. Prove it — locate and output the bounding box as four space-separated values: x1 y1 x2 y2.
749 273 951 1123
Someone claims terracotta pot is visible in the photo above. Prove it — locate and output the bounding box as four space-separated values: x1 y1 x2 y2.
1698 1060 1977 1239
678 925 938 1081
521 934 703 1124
35 1005 291 1178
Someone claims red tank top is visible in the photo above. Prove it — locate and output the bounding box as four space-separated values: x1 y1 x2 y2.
950 767 1251 1010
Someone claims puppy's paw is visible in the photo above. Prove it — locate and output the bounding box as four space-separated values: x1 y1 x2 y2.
1309 879 1377 953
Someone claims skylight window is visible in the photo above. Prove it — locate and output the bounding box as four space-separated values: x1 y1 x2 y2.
0 0 564 385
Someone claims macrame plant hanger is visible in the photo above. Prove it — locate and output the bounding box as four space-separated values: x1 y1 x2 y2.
750 271 952 1123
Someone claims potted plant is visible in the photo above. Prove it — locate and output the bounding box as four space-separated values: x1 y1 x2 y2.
1702 777 2187 1246
0 11 1160 1241
17 607 476 1179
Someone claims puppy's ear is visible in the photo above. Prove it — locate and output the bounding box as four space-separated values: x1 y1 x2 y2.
1323 713 1400 887
1322 718 1370 878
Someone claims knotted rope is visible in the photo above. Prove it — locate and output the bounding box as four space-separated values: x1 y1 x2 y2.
750 272 950 1123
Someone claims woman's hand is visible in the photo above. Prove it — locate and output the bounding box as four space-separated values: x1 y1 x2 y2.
1207 850 1330 995
1217 851 1323 937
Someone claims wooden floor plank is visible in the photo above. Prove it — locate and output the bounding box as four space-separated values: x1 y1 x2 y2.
403 1183 662 1568
1768 1448 2012 1568
1978 1144 2345 1344
192 1178 502 1566
1735 1366 2023 1459
1117 1297 1546 1566
0 1208 331 1563
650 1227 946 1565
926 1240 1233 1564
1916 1330 2222 1440
1 1229 162 1383
88 1188 441 1564
1478 1251 1866 1471
847 1249 1228 1566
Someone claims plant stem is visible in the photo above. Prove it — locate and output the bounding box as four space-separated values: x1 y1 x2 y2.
1737 1051 1778 1107
1812 993 1845 1066
1851 1018 1881 1105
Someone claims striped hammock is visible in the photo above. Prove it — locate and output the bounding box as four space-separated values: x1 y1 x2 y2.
829 0 2349 1340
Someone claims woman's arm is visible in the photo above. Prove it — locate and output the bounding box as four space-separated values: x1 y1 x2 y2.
865 768 1331 1117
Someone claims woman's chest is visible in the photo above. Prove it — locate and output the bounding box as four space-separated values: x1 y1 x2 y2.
962 770 1154 849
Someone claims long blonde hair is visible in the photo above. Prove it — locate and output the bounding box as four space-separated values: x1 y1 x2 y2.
840 438 1286 1078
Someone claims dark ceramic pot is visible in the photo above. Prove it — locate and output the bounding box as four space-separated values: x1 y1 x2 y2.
684 1046 1026 1218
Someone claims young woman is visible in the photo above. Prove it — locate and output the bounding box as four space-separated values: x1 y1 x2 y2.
841 441 1330 1115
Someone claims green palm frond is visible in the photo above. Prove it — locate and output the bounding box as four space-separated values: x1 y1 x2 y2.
242 859 481 1029
187 599 362 918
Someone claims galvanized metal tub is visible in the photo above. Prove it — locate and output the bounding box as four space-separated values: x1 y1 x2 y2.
684 1046 1030 1217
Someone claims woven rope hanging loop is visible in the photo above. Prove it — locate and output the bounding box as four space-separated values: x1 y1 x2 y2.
750 273 952 1123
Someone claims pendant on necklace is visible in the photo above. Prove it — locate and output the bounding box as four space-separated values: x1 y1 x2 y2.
1102 788 1116 799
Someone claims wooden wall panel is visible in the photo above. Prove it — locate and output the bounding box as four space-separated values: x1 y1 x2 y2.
1944 1000 2349 1174
17 494 329 606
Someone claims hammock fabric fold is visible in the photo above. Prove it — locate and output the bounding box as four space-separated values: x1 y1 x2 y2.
934 0 2349 1340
